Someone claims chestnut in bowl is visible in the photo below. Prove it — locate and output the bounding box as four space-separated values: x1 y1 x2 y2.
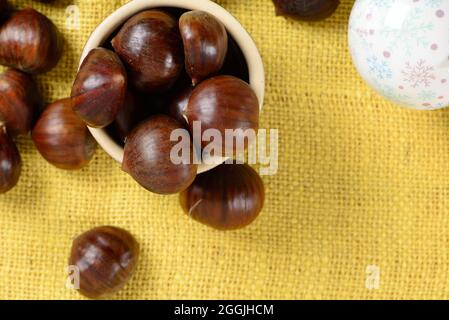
112 10 183 93
179 10 228 85
80 0 265 174
185 75 259 154
71 48 127 128
122 115 197 194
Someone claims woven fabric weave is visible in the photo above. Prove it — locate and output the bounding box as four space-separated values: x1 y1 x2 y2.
1 0 449 300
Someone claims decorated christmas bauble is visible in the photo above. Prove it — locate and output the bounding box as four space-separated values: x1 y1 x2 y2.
348 0 449 110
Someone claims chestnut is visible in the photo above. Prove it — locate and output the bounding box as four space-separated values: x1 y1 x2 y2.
0 124 21 194
180 163 264 230
112 10 183 92
185 75 259 153
0 69 40 137
272 0 340 21
0 8 63 74
71 48 127 128
179 11 228 85
122 115 197 194
32 98 96 170
68 226 139 299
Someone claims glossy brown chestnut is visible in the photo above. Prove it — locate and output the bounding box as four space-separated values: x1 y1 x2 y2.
272 0 340 21
122 115 197 194
0 124 21 194
112 10 183 92
0 8 63 73
180 163 264 230
71 48 127 128
179 11 228 85
185 75 259 153
32 98 96 170
0 69 40 137
68 226 139 299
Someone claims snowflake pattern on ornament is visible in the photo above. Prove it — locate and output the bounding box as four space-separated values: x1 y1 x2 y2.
402 60 436 88
367 56 392 79
380 7 434 56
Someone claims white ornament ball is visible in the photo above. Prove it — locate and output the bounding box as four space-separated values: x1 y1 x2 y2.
348 0 449 110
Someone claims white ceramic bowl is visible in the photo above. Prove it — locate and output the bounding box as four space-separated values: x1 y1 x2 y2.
80 0 265 173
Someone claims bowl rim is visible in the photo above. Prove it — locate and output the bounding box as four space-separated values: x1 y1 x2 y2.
80 0 265 174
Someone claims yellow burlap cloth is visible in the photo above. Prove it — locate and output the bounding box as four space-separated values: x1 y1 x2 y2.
1 0 449 300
